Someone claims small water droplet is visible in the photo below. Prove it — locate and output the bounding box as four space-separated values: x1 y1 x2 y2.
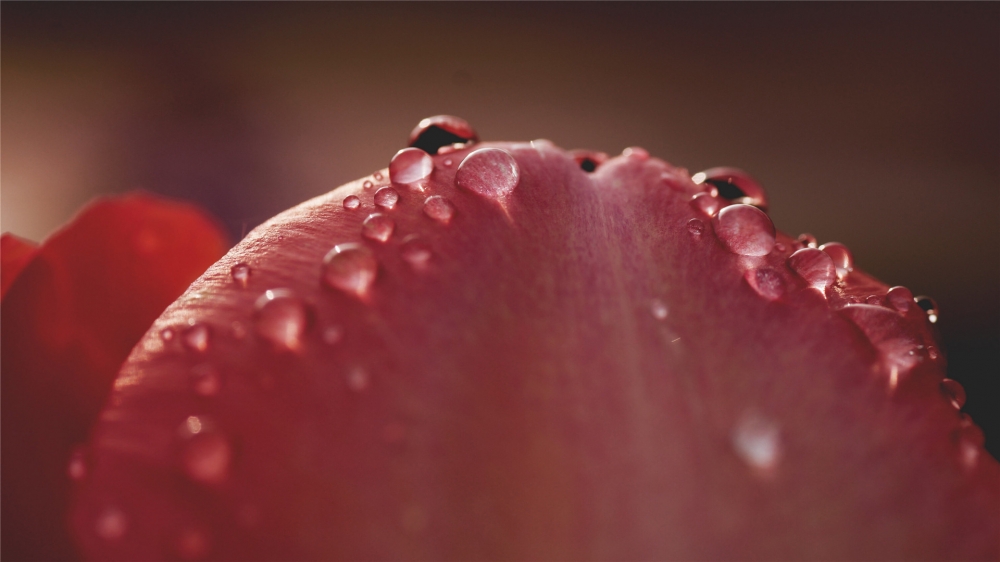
866 294 883 305
773 242 786 253
389 147 434 186
409 115 478 155
255 289 310 352
175 527 210 560
956 414 985 470
362 180 374 189
443 158 454 167
693 167 768 209
797 233 818 249
95 507 128 541
744 268 786 301
182 323 211 353
886 286 913 312
914 295 939 323
650 299 668 320
819 242 854 280
687 218 706 237
161 327 176 342
714 204 776 256
346 367 369 392
456 148 520 202
181 427 231 486
190 363 223 397
373 171 384 181
622 146 649 161
940 378 966 410
374 187 399 209
690 192 720 217
787 248 836 291
68 445 88 481
322 243 378 298
423 195 456 224
400 236 433 271
732 413 782 475
343 195 361 209
362 213 395 243
230 263 251 288
323 325 344 345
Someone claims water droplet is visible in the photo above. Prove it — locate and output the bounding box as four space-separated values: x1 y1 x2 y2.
190 363 223 397
423 195 456 224
322 243 378 298
456 148 520 202
374 187 399 209
442 158 454 167
622 146 649 161
343 195 361 210
692 167 768 210
773 242 786 253
346 367 369 392
181 430 231 485
175 527 210 560
956 414 984 470
255 289 310 352
409 115 478 155
373 171 384 181
182 323 211 353
744 268 786 301
323 325 344 345
362 180 374 189
690 192 720 217
866 294 882 305
361 213 395 243
389 147 434 186
732 414 781 475
940 378 966 410
161 327 176 342
68 445 88 481
914 295 939 323
714 204 776 256
400 236 432 271
650 299 668 320
687 218 706 237
818 242 854 280
886 286 913 312
787 248 836 291
840 304 923 372
95 506 128 541
797 233 818 249
230 263 251 288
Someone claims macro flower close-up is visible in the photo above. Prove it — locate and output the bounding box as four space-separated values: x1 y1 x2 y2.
2 3 998 561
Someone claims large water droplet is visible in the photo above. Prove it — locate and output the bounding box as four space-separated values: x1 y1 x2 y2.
389 148 434 186
744 268 786 301
650 299 668 320
182 323 211 353
914 295 939 323
68 445 88 481
95 506 128 541
182 430 232 485
732 414 782 475
886 286 913 312
692 167 768 210
940 378 966 410
690 192 720 217
322 243 378 297
687 218 706 237
343 195 361 210
190 363 223 397
400 236 433 271
797 233 818 249
409 115 478 155
714 204 775 256
787 248 836 291
423 195 455 224
230 263 251 288
819 242 853 280
362 213 395 243
456 148 520 202
374 187 399 210
255 289 310 352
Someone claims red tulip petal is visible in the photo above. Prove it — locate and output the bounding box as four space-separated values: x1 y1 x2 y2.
71 146 998 560
1 233 39 299
2 193 227 561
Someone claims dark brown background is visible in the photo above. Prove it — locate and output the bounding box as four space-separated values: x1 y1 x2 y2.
3 3 998 453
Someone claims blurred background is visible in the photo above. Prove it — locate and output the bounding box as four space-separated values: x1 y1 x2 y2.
3 3 997 452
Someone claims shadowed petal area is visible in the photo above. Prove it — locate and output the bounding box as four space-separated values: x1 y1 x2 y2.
1 193 227 561
2 233 39 298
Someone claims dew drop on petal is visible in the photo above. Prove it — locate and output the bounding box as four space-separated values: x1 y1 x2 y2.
423 195 456 224
819 242 854 280
714 204 775 256
886 286 913 312
956 414 985 470
389 148 434 185
940 378 966 410
95 507 128 541
346 367 369 392
732 414 782 475
254 289 310 352
456 148 520 201
866 294 883 305
650 299 668 320
230 263 251 288
622 146 649 161
374 187 399 210
343 195 361 210
362 180 373 189
323 325 344 345
190 363 223 397
442 158 454 167
161 327 175 342
687 218 706 237
182 323 211 353
773 242 786 253
914 295 939 323
797 233 818 249
182 431 232 485
409 115 478 155
373 171 384 181
68 445 88 481
787 248 836 291
744 268 786 301
400 236 433 271
322 243 378 298
362 213 395 243
690 192 720 217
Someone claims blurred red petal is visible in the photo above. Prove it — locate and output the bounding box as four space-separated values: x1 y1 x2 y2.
1 233 40 298
1 192 228 561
